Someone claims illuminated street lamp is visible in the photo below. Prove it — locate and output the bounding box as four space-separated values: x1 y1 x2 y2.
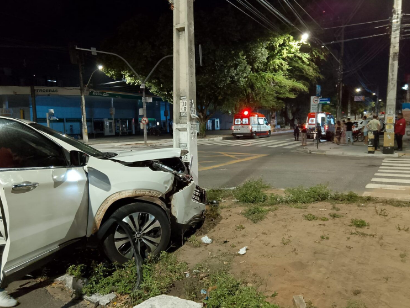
301 33 309 42
356 88 362 93
86 65 104 89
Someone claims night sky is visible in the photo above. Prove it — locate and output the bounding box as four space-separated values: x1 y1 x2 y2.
0 0 409 100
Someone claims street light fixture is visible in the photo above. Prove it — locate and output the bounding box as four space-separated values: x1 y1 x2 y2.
301 33 309 42
379 99 382 102
86 65 104 89
356 88 361 93
372 93 376 95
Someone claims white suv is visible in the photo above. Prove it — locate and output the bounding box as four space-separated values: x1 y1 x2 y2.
0 117 206 286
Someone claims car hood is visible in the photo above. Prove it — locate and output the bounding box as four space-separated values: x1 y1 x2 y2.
110 148 182 163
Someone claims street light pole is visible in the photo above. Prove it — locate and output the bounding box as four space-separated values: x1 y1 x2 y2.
140 55 173 146
78 59 88 143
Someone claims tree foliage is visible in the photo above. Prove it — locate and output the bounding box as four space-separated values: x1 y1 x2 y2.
99 5 326 135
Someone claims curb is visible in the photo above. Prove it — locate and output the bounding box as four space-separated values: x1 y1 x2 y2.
302 149 400 158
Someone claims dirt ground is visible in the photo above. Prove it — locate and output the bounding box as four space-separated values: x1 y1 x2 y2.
176 200 410 308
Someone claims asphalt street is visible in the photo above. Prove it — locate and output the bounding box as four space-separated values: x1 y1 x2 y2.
94 133 384 194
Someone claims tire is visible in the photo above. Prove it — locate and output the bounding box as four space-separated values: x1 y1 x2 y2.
268 131 271 137
252 133 258 139
102 202 171 264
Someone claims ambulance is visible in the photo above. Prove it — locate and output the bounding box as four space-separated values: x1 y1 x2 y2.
306 112 335 140
232 110 271 138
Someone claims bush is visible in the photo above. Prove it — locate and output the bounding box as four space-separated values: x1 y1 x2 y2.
207 189 232 202
234 179 269 204
332 191 360 202
204 272 281 308
350 219 369 228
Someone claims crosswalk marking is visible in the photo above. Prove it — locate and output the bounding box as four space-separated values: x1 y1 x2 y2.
371 178 410 184
365 183 410 190
375 173 410 178
194 138 301 150
364 158 410 200
377 169 410 174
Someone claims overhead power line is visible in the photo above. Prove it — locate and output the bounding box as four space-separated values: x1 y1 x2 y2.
324 33 389 45
226 0 272 30
323 19 390 30
292 0 323 30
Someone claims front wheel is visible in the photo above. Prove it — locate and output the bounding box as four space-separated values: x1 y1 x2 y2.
102 202 171 264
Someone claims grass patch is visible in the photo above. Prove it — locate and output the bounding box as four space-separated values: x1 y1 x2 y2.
350 219 369 228
329 213 343 219
319 217 329 221
234 179 269 204
235 224 245 231
320 235 329 240
206 203 221 221
187 235 201 248
331 205 341 211
67 264 86 279
282 237 291 245
332 191 361 203
350 231 375 237
243 205 270 223
68 252 187 305
303 214 318 221
283 185 331 204
204 271 280 308
207 189 233 202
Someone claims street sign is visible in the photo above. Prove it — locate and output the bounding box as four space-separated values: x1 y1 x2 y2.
141 117 148 125
319 98 330 104
354 96 365 102
91 47 97 56
310 96 319 112
316 85 321 97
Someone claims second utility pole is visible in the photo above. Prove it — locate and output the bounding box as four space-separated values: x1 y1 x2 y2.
337 26 345 121
383 0 402 154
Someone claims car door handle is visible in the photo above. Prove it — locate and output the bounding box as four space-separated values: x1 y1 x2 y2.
12 181 39 192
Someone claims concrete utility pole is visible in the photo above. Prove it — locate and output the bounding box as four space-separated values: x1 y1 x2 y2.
337 26 345 120
30 85 37 122
383 0 402 154
173 0 199 183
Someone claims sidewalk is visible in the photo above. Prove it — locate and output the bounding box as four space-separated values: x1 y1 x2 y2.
87 129 293 147
299 139 410 158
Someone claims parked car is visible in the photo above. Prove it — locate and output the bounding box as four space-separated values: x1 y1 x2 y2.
0 116 206 287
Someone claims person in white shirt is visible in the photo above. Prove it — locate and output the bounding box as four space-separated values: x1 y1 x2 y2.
362 116 368 145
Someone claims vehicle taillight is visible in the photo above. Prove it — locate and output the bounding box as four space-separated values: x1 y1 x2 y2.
249 125 252 131
231 125 234 130
325 125 328 130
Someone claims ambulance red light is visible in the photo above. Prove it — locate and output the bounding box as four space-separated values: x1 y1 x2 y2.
243 110 249 116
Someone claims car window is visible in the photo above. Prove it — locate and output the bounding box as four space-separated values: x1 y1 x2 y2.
30 123 104 158
234 119 241 125
242 118 249 124
308 118 315 124
258 118 264 125
0 118 67 169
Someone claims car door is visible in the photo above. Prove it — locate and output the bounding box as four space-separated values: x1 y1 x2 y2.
0 118 88 286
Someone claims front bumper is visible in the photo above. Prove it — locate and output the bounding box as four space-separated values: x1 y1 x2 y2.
170 182 206 226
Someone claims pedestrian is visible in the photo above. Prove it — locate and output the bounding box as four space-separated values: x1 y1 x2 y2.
301 124 307 146
345 118 354 145
341 120 346 144
362 116 368 145
334 120 342 145
366 115 381 151
294 124 300 141
395 113 406 151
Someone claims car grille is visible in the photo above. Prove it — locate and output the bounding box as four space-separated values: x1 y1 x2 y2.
192 185 207 204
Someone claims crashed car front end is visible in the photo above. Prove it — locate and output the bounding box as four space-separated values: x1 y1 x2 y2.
115 150 207 231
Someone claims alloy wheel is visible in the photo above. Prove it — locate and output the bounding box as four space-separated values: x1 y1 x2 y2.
113 212 162 258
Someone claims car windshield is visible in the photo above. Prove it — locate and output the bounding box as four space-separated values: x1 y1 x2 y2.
29 123 108 158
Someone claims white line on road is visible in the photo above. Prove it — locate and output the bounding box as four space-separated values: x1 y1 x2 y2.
284 143 303 149
379 166 410 170
365 183 410 190
268 141 297 148
381 163 410 167
377 169 410 173
375 173 410 178
371 178 410 184
384 159 410 162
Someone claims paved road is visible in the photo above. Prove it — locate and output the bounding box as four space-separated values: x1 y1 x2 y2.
95 133 388 195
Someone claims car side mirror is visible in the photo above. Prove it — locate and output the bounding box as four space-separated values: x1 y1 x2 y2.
70 151 89 167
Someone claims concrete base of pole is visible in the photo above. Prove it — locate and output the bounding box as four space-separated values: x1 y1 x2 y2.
368 132 375 154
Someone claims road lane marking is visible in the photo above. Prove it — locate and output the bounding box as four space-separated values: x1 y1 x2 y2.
379 166 410 170
375 173 410 178
377 169 410 173
371 178 410 184
199 153 268 171
365 183 410 190
268 141 296 148
382 163 410 167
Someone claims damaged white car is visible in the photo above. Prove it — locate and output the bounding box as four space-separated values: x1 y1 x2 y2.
0 116 206 286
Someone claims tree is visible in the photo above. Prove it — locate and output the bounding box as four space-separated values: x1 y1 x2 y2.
100 5 326 136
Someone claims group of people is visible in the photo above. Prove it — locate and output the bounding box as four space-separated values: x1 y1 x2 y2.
293 113 406 151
